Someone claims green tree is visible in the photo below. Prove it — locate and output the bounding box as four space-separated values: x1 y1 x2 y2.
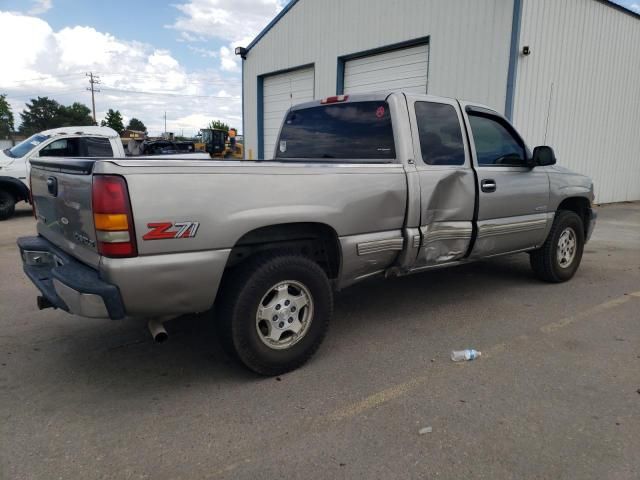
101 109 125 134
59 102 93 126
19 96 62 136
208 119 229 133
0 94 14 139
18 97 94 135
126 117 147 132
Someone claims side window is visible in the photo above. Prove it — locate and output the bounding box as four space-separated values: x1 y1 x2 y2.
415 102 465 165
40 138 81 157
468 114 526 166
84 137 114 157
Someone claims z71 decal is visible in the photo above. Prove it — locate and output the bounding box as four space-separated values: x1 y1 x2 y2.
143 222 200 240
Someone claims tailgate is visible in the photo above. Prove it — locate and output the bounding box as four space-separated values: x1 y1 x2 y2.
30 159 101 268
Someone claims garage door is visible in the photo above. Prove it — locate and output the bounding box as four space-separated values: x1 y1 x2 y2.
344 44 429 95
263 67 315 159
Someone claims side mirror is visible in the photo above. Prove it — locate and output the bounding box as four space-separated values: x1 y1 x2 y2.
532 146 556 167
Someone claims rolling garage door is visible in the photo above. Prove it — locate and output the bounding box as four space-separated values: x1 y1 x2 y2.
263 67 315 159
344 44 429 95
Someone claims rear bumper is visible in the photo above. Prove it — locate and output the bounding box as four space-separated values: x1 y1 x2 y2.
586 208 597 243
17 236 125 319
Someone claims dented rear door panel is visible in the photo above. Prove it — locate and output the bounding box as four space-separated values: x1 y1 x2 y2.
405 95 476 268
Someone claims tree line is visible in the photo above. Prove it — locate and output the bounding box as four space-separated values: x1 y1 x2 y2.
0 94 146 139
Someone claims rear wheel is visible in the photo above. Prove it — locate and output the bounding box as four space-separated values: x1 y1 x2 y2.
0 190 16 221
530 210 585 282
217 254 333 376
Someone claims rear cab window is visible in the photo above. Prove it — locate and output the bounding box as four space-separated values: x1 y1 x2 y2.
415 102 466 166
84 137 114 157
275 101 396 162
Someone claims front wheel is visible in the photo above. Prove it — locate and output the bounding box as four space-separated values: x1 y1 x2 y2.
0 190 16 221
530 210 585 283
217 254 333 376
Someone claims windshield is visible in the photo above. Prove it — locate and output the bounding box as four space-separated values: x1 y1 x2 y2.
7 134 50 158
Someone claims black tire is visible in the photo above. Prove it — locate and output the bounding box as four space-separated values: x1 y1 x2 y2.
530 210 585 283
0 189 16 221
216 253 333 376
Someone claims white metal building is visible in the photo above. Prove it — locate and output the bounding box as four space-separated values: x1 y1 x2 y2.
239 0 640 203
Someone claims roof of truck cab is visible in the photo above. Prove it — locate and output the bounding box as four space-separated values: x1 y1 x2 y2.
40 126 119 138
290 91 497 113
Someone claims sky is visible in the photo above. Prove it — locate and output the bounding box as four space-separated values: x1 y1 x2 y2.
0 0 289 136
0 0 638 137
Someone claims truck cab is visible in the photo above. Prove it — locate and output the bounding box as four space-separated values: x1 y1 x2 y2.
0 126 123 220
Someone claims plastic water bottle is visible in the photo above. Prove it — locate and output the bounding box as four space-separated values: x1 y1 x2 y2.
451 349 481 362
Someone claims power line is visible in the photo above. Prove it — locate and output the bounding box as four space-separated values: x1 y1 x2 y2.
5 89 86 101
98 73 231 86
0 72 85 87
100 86 239 99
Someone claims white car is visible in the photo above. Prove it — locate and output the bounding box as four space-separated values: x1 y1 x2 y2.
0 126 124 220
0 126 210 219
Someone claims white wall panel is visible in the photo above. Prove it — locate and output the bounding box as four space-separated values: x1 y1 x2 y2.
243 0 514 159
514 0 640 203
263 67 314 159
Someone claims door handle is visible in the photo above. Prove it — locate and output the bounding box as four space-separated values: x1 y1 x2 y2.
481 179 496 193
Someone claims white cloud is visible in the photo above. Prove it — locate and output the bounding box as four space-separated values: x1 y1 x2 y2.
188 45 218 58
168 0 286 73
630 3 640 13
0 11 241 136
28 0 52 15
219 46 239 72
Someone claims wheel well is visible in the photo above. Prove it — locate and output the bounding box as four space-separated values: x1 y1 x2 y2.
0 179 29 203
557 197 590 236
226 223 341 279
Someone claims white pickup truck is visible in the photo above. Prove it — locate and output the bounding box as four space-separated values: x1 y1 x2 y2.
0 127 125 220
0 126 210 220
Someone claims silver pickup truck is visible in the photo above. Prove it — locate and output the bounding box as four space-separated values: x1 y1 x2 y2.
17 92 596 375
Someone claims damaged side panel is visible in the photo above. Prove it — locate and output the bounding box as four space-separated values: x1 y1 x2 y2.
414 168 476 266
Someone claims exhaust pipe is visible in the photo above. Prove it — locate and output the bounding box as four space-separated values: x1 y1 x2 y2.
148 318 168 343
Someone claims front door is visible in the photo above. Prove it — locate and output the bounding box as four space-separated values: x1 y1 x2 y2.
462 105 550 258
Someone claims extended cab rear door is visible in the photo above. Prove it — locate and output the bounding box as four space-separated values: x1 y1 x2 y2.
405 94 476 267
460 103 550 258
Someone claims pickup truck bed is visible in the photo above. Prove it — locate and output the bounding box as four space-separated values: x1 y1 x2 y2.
17 92 596 375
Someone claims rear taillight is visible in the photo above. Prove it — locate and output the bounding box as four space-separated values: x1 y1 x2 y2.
92 175 137 258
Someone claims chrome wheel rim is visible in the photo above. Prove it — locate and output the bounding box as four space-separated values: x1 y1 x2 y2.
557 227 577 268
255 280 313 350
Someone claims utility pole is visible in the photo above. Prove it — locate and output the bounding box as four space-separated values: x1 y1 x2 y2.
164 111 167 135
86 72 100 125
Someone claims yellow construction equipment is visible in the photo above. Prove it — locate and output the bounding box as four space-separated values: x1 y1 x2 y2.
198 127 244 159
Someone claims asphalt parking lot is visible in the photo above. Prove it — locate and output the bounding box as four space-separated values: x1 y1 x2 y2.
1 202 639 480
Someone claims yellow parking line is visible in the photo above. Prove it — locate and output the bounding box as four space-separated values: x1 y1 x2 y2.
540 294 635 334
328 377 426 422
328 292 639 422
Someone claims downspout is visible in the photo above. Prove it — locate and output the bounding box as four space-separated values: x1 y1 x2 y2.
504 0 523 120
